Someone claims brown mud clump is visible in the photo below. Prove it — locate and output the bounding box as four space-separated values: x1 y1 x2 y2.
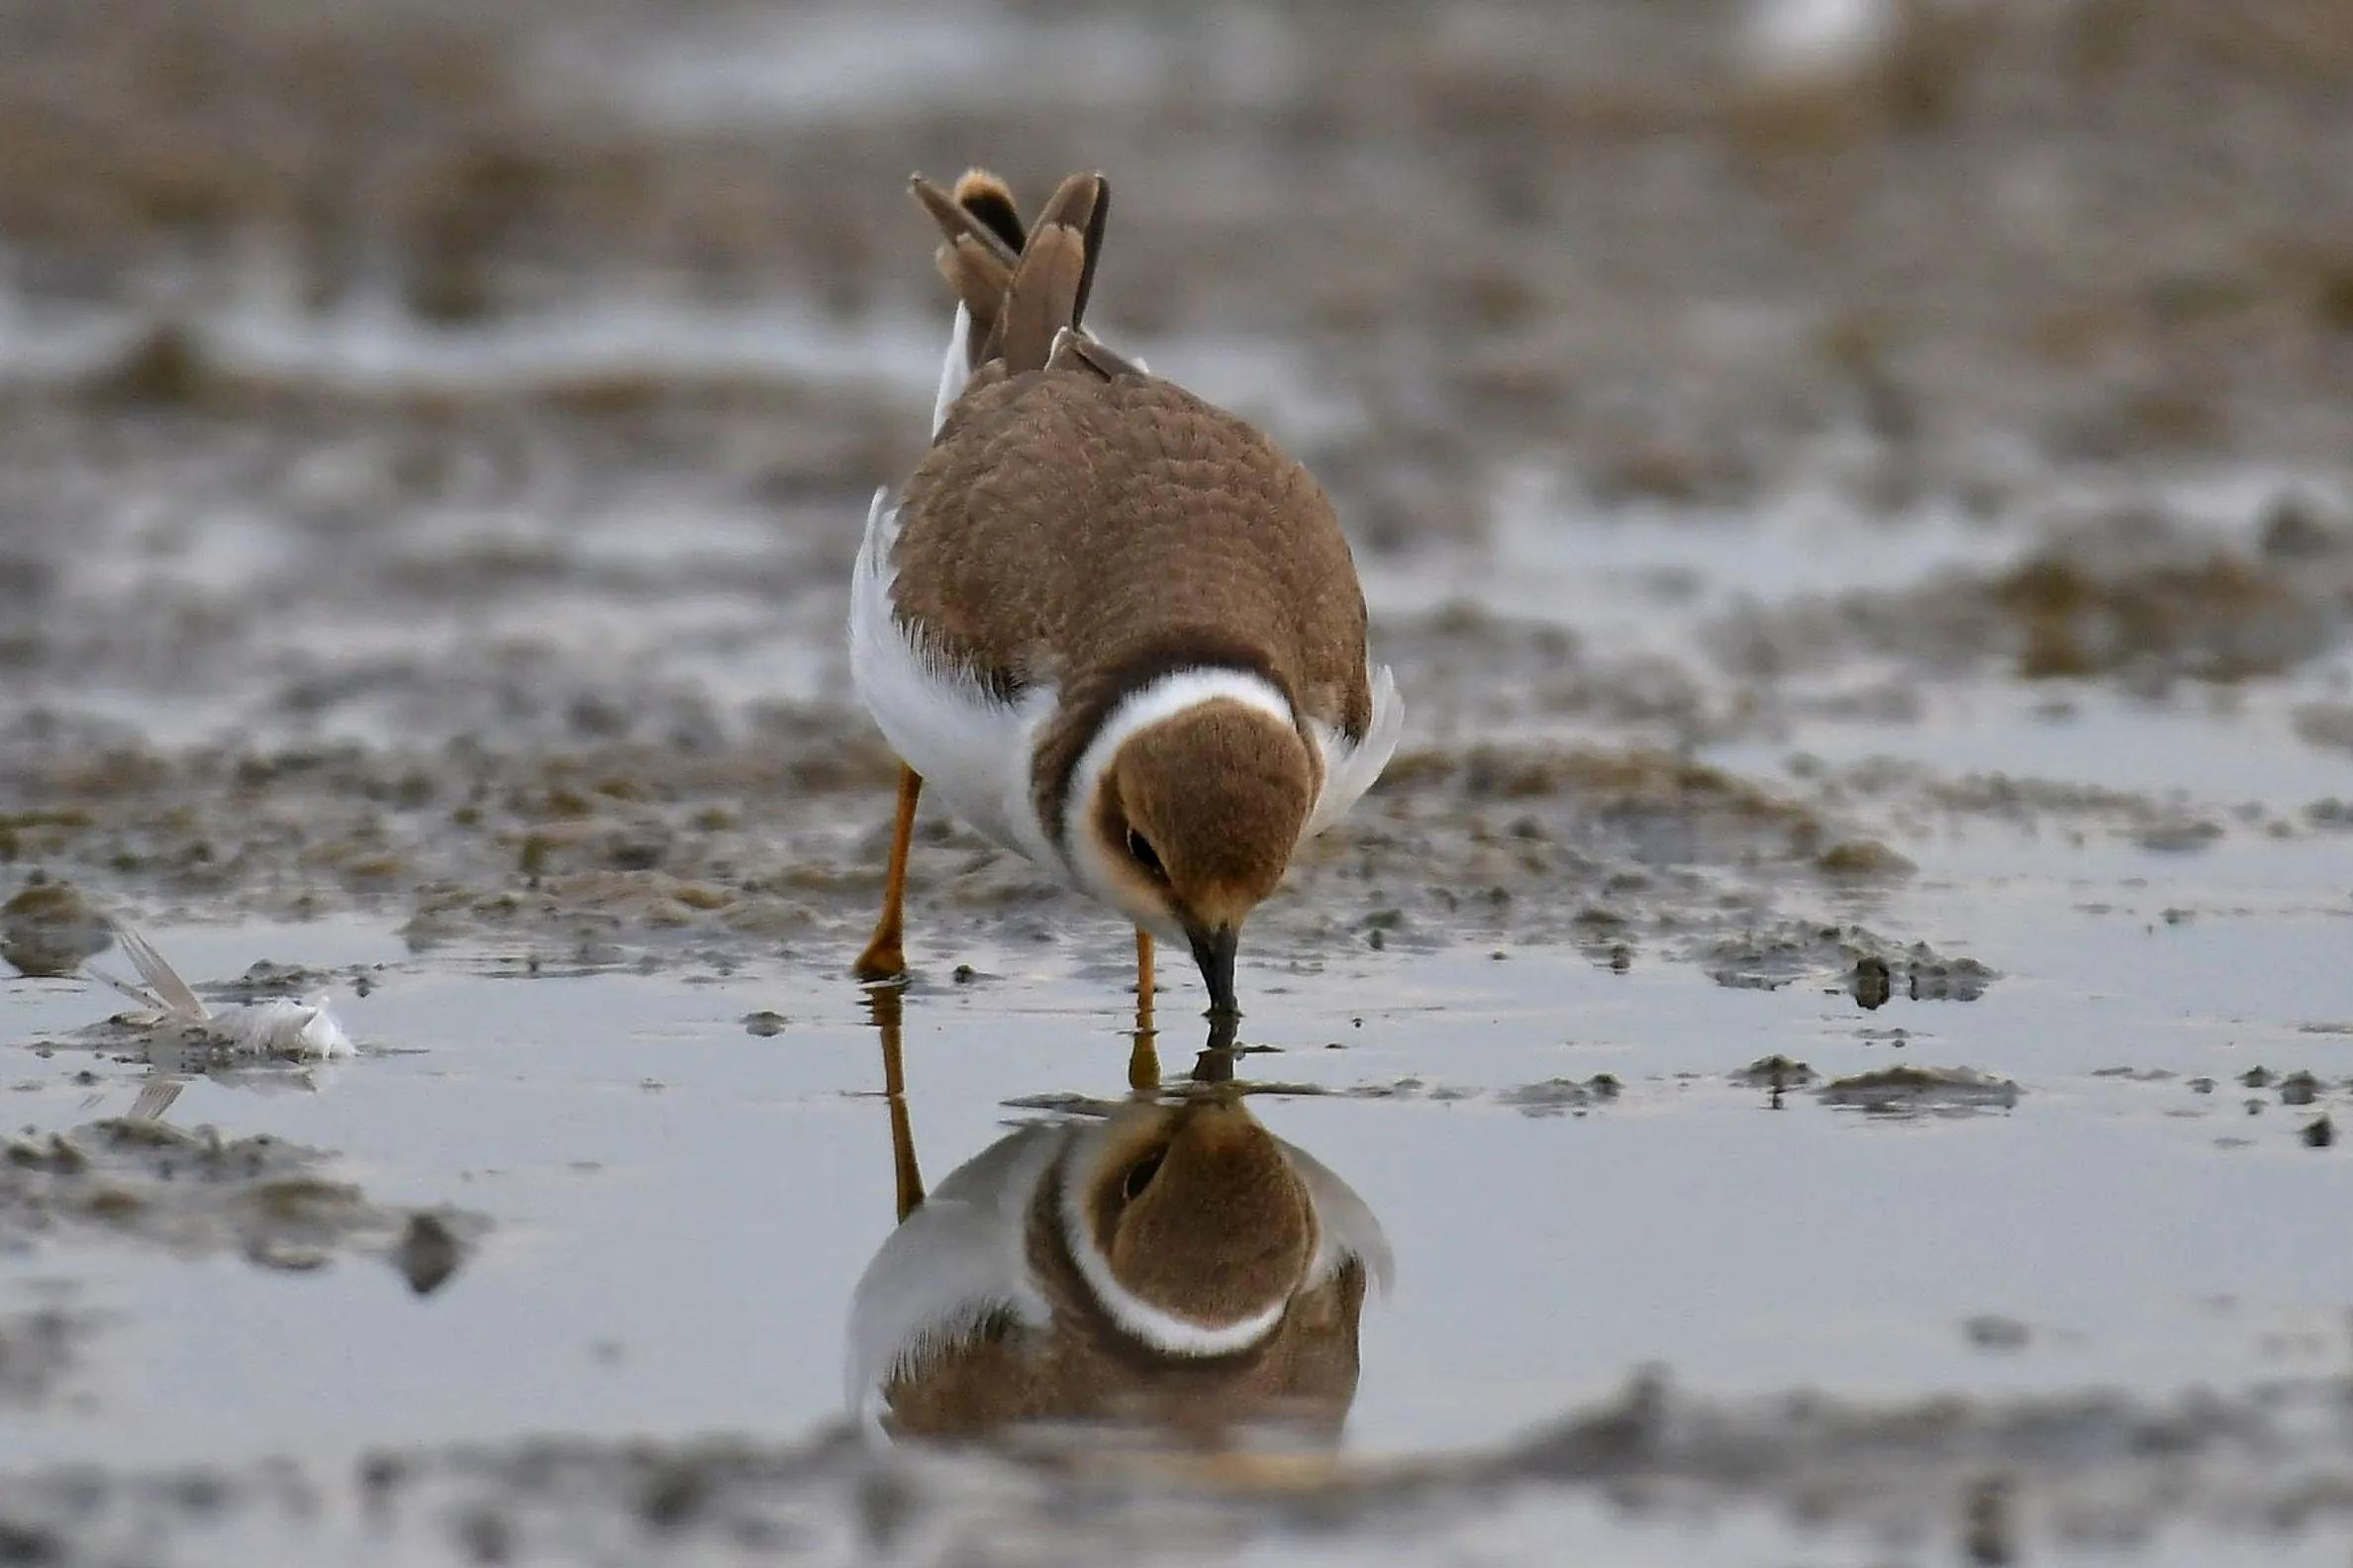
1818 1066 2021 1114
1733 1055 1817 1089
1992 552 2316 681
1716 507 2353 688
3 1120 484 1287
1704 928 1994 1004
2 876 110 977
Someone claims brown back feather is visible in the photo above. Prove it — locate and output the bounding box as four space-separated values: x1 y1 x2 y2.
891 166 1376 825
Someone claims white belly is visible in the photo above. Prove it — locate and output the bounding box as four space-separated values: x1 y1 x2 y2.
847 491 1069 879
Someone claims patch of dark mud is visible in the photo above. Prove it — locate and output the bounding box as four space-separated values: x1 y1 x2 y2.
1731 1054 1816 1089
1 719 1983 991
1224 1079 1477 1106
1 876 110 977
1369 602 1732 748
1284 744 1984 987
2295 702 2353 754
1714 500 2353 687
1831 757 2283 858
0 728 900 962
1 1120 484 1290
2277 1071 2325 1107
1704 924 1995 1004
3 1371 2351 1565
2306 798 2353 832
1488 1371 2353 1550
1496 1075 1623 1117
193 959 385 1005
1817 1065 2022 1113
1015 1078 1622 1113
0 1303 99 1409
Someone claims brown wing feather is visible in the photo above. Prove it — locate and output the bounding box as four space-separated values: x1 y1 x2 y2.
887 373 1374 828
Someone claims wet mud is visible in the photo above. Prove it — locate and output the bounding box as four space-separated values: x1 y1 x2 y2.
3 1118 482 1288
5 0 2353 1562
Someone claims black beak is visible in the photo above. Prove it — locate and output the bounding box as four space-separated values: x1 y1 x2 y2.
1193 1010 1240 1083
1185 922 1240 1018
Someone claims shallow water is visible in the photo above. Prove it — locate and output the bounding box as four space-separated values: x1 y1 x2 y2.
9 0 2353 1558
8 892 2349 1481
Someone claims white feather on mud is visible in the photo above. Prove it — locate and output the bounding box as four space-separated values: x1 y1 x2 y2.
93 920 355 1061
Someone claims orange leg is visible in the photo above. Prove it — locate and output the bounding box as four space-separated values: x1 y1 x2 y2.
1128 929 1161 1092
853 766 922 980
870 985 925 1222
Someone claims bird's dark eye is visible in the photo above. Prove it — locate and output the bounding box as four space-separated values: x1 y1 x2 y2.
1126 830 1164 877
1122 1153 1164 1200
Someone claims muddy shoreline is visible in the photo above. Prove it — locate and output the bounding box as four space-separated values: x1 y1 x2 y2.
7 1 2353 1563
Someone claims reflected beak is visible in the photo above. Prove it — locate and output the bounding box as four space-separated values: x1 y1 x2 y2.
1185 922 1240 1018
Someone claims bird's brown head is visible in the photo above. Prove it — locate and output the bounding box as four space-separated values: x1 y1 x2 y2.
1084 695 1314 1014
1062 1098 1317 1347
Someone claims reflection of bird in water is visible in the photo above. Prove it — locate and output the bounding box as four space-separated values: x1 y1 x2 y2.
847 991 1390 1444
84 920 353 1122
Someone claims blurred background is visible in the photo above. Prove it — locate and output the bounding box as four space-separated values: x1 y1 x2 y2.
8 0 2353 697
7 0 2352 950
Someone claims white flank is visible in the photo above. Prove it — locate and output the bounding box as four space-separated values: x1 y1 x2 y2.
931 303 972 435
1281 1137 1397 1295
1061 667 1298 933
847 489 1064 873
843 1124 1064 1415
1053 1141 1287 1357
1306 659 1404 837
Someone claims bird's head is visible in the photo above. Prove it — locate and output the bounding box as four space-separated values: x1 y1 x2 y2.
1057 1097 1317 1353
1074 692 1313 1014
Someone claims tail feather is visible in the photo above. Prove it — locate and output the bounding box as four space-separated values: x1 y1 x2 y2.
908 168 1112 380
1023 171 1109 338
934 237 1012 367
1061 176 1110 331
910 171 1021 265
950 169 1026 254
995 220 1087 373
912 171 1020 371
